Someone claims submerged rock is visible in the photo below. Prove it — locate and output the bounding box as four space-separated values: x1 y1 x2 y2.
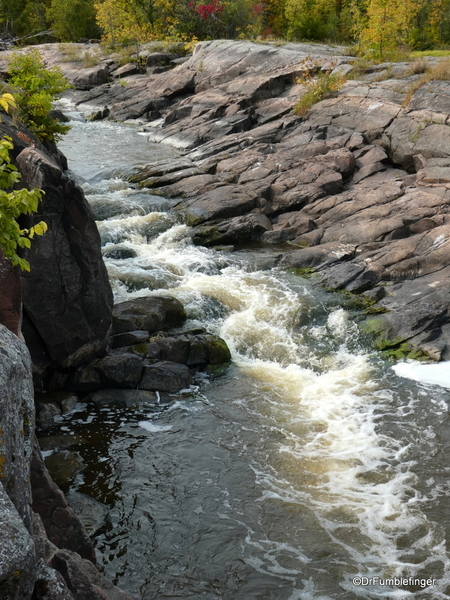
65 492 109 536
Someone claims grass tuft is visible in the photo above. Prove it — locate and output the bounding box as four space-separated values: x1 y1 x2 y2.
294 71 347 116
403 58 450 106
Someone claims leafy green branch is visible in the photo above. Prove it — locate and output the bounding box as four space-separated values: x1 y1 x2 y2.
0 95 47 272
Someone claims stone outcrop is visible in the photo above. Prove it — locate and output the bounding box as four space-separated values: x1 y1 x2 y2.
17 145 113 373
0 116 113 382
5 40 448 358
0 324 36 599
0 325 136 600
38 40 450 360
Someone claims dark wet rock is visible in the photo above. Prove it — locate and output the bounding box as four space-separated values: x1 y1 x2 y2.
202 334 232 364
16 147 113 371
50 549 135 600
31 438 96 563
65 492 109 536
36 391 78 425
110 330 150 348
49 109 70 123
32 512 134 600
33 563 75 600
70 353 144 391
89 388 159 407
44 451 85 490
150 335 190 364
133 332 231 368
87 107 110 121
140 361 191 392
112 296 186 335
36 398 62 426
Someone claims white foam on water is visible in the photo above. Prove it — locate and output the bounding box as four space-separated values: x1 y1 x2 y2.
393 360 450 390
96 222 450 596
138 421 173 433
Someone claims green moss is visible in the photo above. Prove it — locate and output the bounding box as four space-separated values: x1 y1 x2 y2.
380 343 427 361
204 335 232 363
192 225 222 245
375 336 406 351
362 317 428 360
134 343 148 355
286 267 316 278
206 362 231 377
362 316 391 337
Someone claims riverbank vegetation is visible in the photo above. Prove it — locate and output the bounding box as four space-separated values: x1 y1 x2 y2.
0 94 47 272
2 0 450 59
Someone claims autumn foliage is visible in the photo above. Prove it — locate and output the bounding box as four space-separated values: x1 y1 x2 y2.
2 0 450 57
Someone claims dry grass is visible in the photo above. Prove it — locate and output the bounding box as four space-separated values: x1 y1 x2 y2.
294 72 347 116
403 58 450 106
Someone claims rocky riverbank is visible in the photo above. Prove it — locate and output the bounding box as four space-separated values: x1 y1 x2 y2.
2 36 450 599
7 39 450 360
0 60 231 598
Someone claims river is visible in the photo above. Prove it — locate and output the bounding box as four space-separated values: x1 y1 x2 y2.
50 115 450 600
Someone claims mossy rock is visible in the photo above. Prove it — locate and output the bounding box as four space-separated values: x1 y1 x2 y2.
362 317 428 360
192 224 222 246
286 267 316 278
202 334 232 364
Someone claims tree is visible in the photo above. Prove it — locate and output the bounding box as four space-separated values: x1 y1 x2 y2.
47 0 100 41
94 0 155 45
358 0 419 58
7 49 70 142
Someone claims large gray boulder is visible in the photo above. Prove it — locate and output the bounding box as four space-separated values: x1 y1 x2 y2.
0 487 36 600
0 324 35 528
112 296 186 335
16 147 113 372
0 325 37 599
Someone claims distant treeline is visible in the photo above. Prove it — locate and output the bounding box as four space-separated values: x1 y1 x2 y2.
1 0 450 58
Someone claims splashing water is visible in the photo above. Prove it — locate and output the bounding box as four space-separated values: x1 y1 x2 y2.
50 118 450 600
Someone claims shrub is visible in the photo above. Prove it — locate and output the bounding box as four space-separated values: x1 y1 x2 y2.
0 94 47 272
294 71 346 116
7 50 71 142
